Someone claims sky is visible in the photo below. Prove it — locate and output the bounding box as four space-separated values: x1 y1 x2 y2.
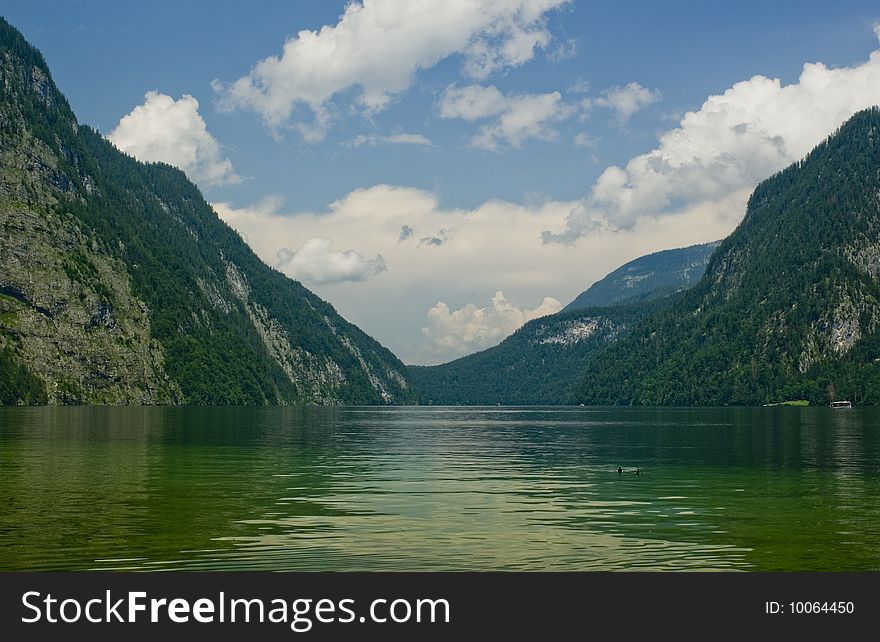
5 1 880 364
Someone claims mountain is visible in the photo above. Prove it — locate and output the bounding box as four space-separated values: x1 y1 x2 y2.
408 302 656 405
0 18 414 405
408 234 718 406
408 228 719 406
564 241 719 311
576 107 880 406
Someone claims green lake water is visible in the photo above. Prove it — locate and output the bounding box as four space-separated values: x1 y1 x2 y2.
1 406 878 571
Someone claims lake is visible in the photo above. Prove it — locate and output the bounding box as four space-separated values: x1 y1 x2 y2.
0 406 878 571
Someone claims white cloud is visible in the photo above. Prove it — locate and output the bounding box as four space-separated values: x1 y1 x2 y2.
573 132 598 147
345 132 433 147
567 78 590 94
423 291 562 356
545 37 880 243
591 81 661 124
276 236 386 284
109 91 239 187
547 37 578 62
214 184 736 364
440 83 575 150
214 0 571 139
439 84 508 120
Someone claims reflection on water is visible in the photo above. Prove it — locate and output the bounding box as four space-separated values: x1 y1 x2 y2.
0 406 879 571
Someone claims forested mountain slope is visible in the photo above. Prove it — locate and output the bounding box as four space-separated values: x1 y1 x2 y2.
576 108 880 406
0 17 414 405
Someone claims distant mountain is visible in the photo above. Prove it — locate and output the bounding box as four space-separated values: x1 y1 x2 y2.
408 218 719 407
576 107 880 406
408 224 719 406
0 18 414 405
409 302 657 405
564 241 719 311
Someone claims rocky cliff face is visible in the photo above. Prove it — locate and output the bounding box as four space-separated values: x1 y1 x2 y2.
1 41 181 404
0 18 413 405
0 134 181 403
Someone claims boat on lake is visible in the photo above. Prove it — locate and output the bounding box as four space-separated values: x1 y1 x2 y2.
830 400 852 408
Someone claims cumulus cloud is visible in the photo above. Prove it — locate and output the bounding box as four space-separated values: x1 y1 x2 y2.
440 83 575 150
345 132 433 147
214 0 571 139
589 81 661 124
214 184 734 364
276 236 386 284
109 91 239 187
423 291 562 355
545 37 880 243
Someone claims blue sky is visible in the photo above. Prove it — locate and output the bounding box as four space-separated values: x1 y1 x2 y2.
4 1 880 363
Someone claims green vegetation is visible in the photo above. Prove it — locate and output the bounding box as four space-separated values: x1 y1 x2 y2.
575 107 880 406
0 343 46 404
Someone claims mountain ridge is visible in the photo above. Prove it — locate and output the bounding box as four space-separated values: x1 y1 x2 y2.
408 235 720 405
575 107 880 406
564 241 720 311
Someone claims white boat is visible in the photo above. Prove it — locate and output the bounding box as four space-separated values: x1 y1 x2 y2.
830 400 852 408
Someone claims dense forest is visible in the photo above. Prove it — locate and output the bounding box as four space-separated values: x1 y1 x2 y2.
575 107 880 406
0 344 45 404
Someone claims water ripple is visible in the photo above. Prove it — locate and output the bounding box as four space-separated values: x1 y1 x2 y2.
1 406 879 571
